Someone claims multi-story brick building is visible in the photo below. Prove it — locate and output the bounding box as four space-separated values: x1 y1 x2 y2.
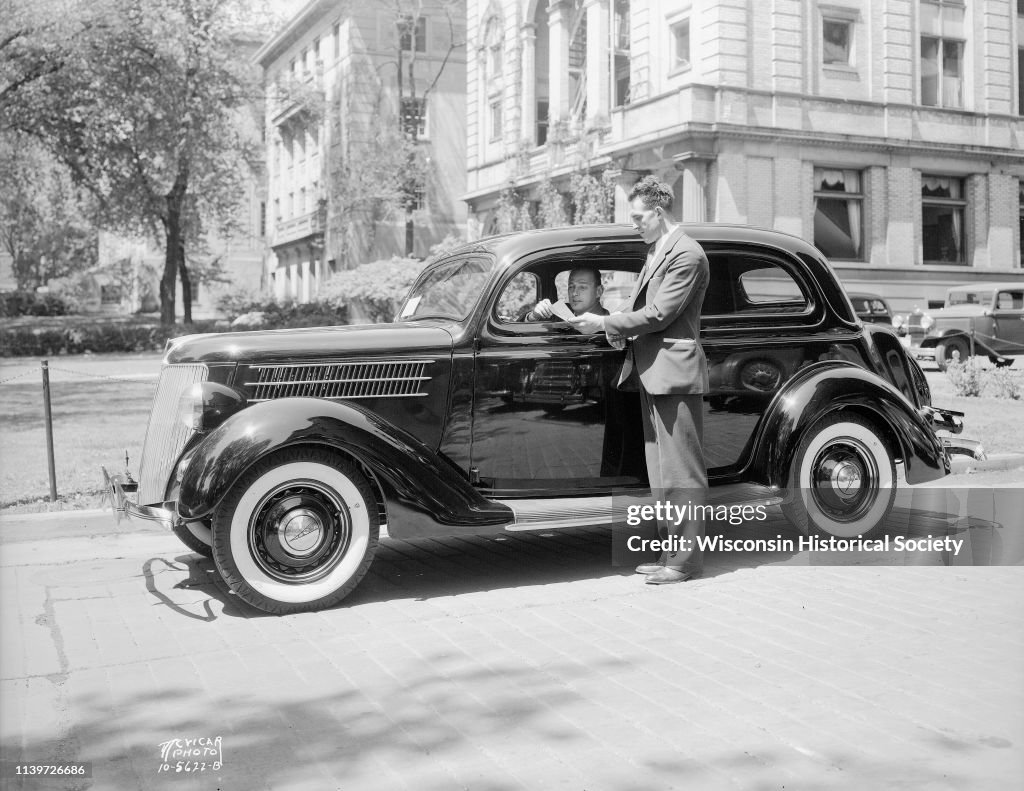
257 0 467 302
465 0 1024 310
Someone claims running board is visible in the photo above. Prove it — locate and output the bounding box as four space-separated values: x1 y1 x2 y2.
497 485 783 532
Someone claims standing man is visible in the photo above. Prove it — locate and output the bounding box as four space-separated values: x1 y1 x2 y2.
570 176 709 584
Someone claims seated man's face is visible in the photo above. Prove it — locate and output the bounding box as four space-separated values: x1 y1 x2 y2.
567 270 603 314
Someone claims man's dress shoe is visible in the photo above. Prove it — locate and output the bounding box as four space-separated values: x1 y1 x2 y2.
634 562 664 574
645 567 699 585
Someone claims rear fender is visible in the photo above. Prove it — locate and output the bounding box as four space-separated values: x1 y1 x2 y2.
176 397 512 530
749 362 949 488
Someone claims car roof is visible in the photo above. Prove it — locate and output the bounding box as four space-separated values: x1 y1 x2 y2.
847 292 887 300
450 223 826 264
947 282 1024 292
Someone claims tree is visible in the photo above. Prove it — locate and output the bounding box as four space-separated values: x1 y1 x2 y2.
332 0 463 261
4 0 263 324
0 133 98 289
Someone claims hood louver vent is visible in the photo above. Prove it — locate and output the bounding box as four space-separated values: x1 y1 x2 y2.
245 361 432 401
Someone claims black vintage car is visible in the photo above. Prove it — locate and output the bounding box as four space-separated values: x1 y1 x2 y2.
105 224 981 614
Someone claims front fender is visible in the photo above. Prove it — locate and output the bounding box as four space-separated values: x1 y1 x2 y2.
749 362 949 488
176 397 512 529
920 331 996 356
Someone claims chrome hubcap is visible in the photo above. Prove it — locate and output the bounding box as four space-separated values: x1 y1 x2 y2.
810 439 877 523
248 480 351 583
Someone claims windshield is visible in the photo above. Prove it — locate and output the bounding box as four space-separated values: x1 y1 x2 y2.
947 290 991 307
398 255 495 322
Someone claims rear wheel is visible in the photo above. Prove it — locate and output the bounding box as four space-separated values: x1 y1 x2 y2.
212 448 378 614
935 337 969 371
782 413 896 539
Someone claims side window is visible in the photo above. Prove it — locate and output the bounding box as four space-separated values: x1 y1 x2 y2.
703 252 810 317
738 266 804 306
495 272 539 321
997 291 1024 310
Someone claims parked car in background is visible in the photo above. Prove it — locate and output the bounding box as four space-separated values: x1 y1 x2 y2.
848 292 896 327
105 224 980 614
899 283 1024 370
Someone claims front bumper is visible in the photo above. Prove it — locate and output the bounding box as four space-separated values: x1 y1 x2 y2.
101 466 175 530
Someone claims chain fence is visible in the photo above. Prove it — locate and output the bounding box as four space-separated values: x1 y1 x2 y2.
1 359 159 504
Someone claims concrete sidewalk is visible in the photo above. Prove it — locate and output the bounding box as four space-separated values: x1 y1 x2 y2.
1 500 1022 791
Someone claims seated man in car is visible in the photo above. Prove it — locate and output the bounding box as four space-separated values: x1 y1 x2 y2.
523 266 609 321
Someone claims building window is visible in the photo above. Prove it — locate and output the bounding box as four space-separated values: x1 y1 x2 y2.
406 187 425 212
399 15 426 53
922 175 966 265
490 100 503 142
670 18 690 71
1019 48 1023 115
822 19 851 65
920 0 965 108
1018 181 1023 268
189 280 200 301
259 202 266 238
813 168 864 260
401 97 427 139
333 23 340 59
614 0 631 106
921 37 963 107
536 100 548 146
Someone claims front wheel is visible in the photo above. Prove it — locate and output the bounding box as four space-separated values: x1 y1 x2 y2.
782 413 896 539
935 337 969 371
212 448 378 614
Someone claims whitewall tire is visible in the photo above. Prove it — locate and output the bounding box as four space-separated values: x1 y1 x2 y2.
783 413 896 539
212 448 378 614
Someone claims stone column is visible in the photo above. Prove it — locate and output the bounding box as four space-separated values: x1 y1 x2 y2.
547 0 571 126
673 153 712 223
584 0 610 128
521 23 537 143
608 167 639 223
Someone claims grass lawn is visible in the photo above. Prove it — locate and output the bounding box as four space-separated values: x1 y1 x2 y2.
1 355 1021 513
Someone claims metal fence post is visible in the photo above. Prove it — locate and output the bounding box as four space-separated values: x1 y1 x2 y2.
41 360 58 501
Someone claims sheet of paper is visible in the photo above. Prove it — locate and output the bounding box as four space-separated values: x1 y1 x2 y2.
399 295 421 319
549 300 576 322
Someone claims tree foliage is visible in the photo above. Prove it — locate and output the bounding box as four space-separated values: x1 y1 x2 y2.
0 133 98 289
2 0 264 324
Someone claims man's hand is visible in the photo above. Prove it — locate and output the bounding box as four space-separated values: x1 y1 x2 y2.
531 299 554 320
568 312 606 335
609 337 626 350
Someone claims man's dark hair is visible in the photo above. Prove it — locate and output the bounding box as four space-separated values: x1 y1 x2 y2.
628 175 674 211
569 266 603 286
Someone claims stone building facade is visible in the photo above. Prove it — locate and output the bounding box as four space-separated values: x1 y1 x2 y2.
257 0 467 303
464 0 1024 310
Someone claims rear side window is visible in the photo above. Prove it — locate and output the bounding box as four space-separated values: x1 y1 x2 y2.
702 251 810 317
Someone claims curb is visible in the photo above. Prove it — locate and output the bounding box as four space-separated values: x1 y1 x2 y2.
950 452 1024 475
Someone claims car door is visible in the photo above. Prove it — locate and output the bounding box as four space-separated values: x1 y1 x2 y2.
992 289 1024 355
699 245 865 478
470 258 646 497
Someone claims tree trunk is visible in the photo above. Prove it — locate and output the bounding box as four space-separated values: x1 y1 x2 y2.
160 169 188 325
178 252 192 324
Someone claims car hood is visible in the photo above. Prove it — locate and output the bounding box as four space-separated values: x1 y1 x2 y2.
165 321 456 365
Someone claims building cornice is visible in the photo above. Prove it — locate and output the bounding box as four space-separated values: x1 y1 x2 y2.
254 0 338 69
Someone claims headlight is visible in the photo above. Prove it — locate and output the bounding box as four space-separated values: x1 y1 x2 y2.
892 314 905 329
920 313 935 331
177 382 246 433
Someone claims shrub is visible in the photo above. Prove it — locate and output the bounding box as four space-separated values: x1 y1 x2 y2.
319 257 425 323
983 367 1022 400
945 355 983 397
0 290 72 318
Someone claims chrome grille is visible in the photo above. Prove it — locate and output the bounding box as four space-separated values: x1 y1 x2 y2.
139 364 207 504
244 361 431 401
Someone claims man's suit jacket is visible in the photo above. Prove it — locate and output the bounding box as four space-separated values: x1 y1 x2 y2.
604 227 709 395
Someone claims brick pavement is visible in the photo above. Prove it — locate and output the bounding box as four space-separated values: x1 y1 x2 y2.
1 506 1022 791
